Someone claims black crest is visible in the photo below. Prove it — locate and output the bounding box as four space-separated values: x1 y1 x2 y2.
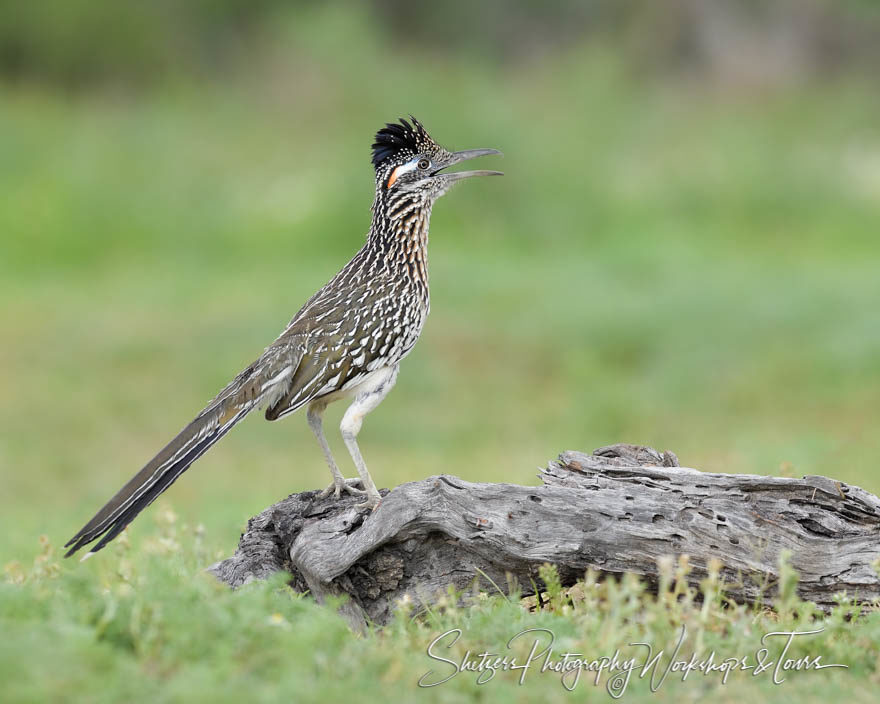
371 116 433 169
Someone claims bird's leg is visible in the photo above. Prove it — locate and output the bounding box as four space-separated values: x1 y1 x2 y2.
307 400 365 499
339 365 399 510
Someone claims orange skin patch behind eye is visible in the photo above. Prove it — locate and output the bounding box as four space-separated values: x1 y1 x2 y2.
387 165 403 189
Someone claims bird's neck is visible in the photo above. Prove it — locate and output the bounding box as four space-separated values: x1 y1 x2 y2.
367 192 433 288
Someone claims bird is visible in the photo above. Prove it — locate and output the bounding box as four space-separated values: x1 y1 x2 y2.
64 116 502 559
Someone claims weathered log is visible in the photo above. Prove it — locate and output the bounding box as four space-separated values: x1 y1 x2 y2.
208 444 880 630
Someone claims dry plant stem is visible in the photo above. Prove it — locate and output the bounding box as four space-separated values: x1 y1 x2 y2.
209 444 880 632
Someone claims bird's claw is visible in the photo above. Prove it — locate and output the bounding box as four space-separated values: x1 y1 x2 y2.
355 491 382 511
318 477 365 500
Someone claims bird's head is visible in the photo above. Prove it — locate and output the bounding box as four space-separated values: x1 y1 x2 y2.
371 117 502 204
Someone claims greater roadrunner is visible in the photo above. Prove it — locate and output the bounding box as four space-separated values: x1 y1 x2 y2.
64 117 502 558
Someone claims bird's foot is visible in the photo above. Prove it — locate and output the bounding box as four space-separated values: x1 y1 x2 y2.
355 490 382 511
318 477 366 500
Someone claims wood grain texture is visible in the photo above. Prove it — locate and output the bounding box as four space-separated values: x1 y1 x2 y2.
208 444 880 630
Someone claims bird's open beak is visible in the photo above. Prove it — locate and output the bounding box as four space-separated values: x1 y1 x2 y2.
436 148 504 181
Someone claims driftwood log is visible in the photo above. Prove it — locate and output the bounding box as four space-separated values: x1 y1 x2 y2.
209 444 880 630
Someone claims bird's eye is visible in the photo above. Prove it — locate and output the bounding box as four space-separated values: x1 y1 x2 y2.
417 158 431 170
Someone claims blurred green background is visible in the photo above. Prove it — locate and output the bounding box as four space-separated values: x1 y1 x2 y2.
2 0 880 562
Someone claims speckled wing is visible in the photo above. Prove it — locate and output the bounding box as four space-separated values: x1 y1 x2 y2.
263 282 406 421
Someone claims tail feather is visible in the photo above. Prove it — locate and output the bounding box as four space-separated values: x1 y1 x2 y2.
64 354 292 558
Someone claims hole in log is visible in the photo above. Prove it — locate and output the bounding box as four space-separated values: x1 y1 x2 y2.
618 512 633 521
729 536 740 545
343 519 363 536
529 495 542 503
652 514 666 523
798 518 837 537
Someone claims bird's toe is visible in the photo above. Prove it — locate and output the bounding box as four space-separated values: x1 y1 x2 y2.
356 492 382 511
319 477 365 500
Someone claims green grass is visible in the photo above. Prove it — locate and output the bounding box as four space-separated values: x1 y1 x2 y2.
4 525 880 703
2 8 880 699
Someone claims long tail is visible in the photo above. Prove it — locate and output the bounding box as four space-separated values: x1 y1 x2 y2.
64 353 294 559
